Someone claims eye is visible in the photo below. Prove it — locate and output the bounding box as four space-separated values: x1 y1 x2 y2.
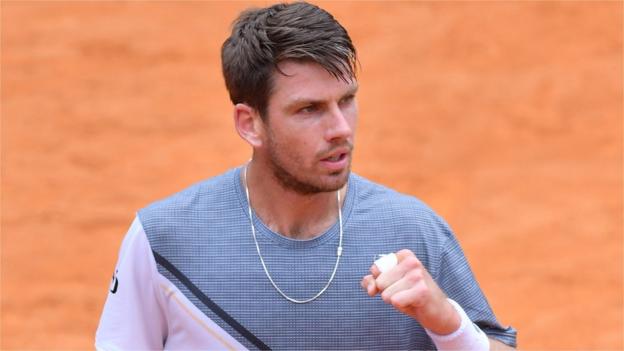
299 104 319 114
339 94 355 106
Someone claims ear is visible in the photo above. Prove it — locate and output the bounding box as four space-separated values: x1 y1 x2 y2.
233 103 264 148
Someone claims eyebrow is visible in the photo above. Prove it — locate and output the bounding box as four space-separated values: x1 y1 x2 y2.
286 84 359 110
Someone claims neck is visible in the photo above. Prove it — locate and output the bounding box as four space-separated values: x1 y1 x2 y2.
242 160 347 240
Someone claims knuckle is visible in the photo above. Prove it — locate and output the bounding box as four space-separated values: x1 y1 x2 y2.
397 249 413 257
381 291 392 303
376 280 389 291
405 270 423 284
390 295 408 308
403 256 421 270
370 265 381 277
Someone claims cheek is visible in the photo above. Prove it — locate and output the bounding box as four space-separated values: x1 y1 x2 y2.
267 120 335 162
268 128 307 157
346 105 358 130
277 123 316 147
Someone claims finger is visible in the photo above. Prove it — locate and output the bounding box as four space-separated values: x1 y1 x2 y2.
370 263 381 278
371 249 418 279
395 249 415 262
360 274 372 290
375 253 423 292
374 253 398 274
380 269 426 304
371 253 398 278
361 274 378 296
389 283 429 309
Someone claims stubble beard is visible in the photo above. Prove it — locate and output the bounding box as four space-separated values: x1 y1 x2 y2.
267 138 351 196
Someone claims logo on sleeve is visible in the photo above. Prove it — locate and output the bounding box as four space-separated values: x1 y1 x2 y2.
109 270 119 294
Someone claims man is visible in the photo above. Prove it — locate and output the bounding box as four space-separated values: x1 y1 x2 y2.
96 2 517 350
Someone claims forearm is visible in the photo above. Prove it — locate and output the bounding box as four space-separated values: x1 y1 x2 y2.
489 337 516 350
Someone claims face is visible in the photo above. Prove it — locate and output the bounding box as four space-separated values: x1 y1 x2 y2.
259 60 358 195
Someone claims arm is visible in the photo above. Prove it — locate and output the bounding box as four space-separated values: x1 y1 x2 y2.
490 338 516 350
95 217 167 350
361 249 516 351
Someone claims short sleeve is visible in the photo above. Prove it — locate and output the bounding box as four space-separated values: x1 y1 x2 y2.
435 225 518 348
95 216 168 350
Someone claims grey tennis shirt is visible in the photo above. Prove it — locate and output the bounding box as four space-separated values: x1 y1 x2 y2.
136 166 517 350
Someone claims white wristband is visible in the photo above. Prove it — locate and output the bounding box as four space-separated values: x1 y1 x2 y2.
425 299 490 351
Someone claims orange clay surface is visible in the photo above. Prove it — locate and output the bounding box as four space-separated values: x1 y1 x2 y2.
2 1 622 349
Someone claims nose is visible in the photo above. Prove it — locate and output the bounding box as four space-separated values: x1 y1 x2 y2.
325 104 354 142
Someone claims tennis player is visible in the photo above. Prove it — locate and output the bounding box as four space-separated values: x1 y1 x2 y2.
95 2 517 350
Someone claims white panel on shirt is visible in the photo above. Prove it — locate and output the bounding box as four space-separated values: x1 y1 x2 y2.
95 216 248 351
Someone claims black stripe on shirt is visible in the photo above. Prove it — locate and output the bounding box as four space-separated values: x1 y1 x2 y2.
153 250 271 351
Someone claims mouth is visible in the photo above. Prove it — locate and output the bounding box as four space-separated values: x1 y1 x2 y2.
322 152 348 162
320 148 351 172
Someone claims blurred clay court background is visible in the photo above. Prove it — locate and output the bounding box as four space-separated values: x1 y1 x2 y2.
2 1 622 349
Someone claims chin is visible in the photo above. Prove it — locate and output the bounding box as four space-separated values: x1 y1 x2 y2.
319 170 350 192
269 157 351 195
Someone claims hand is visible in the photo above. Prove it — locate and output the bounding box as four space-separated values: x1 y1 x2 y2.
360 249 461 335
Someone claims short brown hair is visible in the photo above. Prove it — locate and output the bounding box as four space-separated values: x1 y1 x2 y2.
221 2 357 119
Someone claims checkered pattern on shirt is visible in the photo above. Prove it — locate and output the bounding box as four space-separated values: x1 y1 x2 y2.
139 167 517 350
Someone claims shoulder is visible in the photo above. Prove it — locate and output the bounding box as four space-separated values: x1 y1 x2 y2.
138 168 240 221
349 174 455 263
350 173 449 230
350 174 462 278
136 167 243 243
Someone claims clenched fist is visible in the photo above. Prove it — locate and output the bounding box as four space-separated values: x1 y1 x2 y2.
361 249 461 335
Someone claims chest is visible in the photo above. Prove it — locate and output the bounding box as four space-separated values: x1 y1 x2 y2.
164 246 432 350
